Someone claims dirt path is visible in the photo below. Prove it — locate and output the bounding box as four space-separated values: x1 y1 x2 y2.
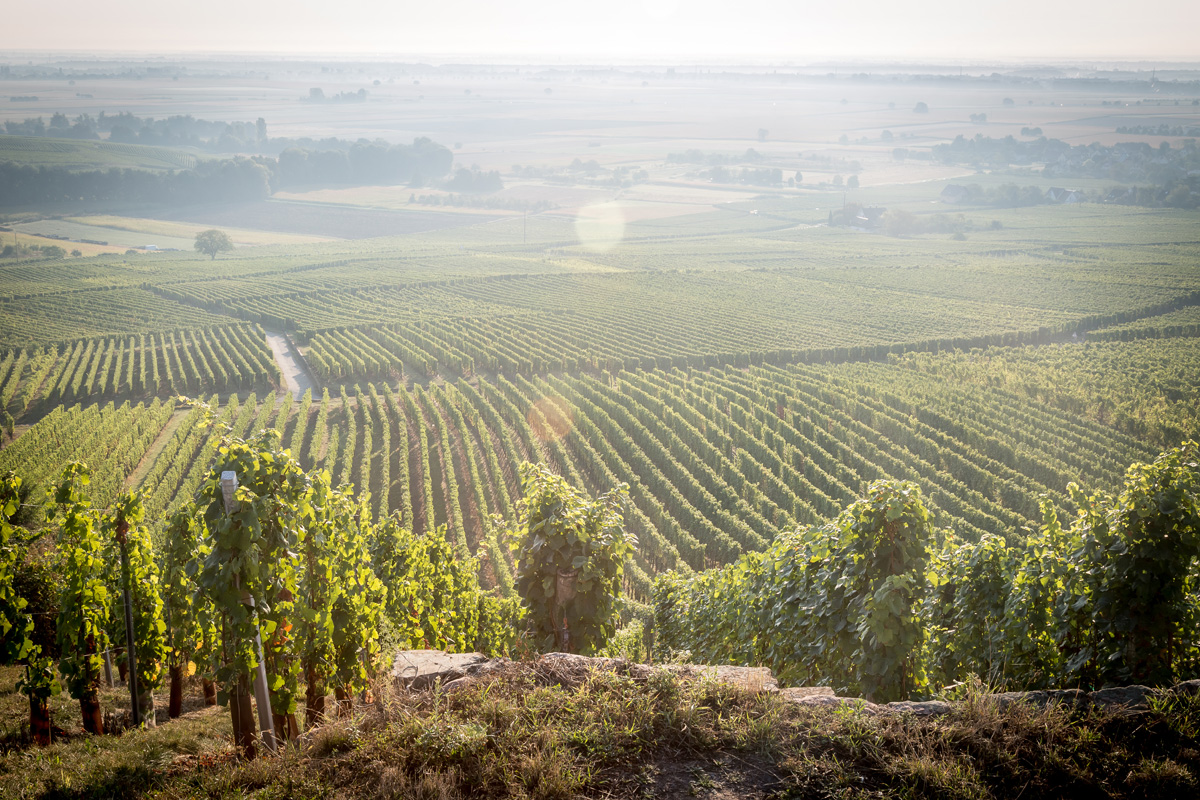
264 331 317 401
124 408 189 489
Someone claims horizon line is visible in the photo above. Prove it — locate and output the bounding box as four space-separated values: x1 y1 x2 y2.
3 49 1200 69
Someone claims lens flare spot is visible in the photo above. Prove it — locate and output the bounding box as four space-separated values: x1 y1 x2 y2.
528 395 574 443
574 202 626 252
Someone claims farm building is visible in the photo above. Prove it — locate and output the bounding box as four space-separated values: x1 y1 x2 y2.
1045 187 1083 204
852 206 887 229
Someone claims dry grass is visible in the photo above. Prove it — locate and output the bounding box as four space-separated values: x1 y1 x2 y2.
2 661 1200 799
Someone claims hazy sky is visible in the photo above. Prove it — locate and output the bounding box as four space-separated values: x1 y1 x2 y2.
8 0 1199 61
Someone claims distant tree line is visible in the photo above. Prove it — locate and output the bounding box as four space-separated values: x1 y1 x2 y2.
302 87 369 104
4 112 263 150
441 167 502 193
0 138 454 206
932 134 1199 184
948 183 1049 207
945 181 1197 210
273 138 452 188
828 203 997 238
1 110 430 159
1116 124 1200 137
707 165 785 187
933 135 1199 209
1101 183 1197 209
0 157 272 206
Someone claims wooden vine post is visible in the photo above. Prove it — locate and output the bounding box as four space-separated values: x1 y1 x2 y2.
220 471 277 756
554 568 578 652
99 494 166 728
103 650 115 688
113 514 141 727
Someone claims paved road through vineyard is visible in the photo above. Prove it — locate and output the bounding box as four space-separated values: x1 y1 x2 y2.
265 330 317 400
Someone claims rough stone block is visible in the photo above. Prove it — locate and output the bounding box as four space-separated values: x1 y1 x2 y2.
1088 685 1155 711
994 689 1086 710
390 650 495 690
790 694 881 715
884 700 952 717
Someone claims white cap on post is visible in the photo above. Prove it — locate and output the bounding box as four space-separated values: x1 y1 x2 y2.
220 471 238 514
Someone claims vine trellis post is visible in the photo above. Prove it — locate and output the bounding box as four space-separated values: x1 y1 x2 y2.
114 515 140 727
103 649 115 687
220 470 277 755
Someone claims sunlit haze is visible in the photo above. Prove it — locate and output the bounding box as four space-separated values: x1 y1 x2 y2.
8 0 1200 61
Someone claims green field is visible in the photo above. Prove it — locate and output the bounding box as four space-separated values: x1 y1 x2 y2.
1 196 1196 604
0 135 198 171
2 203 1197 356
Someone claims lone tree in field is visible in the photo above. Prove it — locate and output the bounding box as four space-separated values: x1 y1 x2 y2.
194 229 233 260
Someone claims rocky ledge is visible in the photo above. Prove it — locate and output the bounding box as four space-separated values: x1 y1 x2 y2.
390 650 1196 717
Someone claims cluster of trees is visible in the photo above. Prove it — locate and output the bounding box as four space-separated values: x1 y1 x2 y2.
1103 182 1198 209
273 138 452 189
550 160 649 188
1 242 70 260
4 112 102 140
707 165 785 187
302 88 368 104
872 208 998 237
657 443 1200 701
666 149 791 186
946 183 1049 207
443 168 503 193
567 158 605 175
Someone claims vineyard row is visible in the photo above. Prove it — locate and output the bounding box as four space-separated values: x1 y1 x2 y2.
1 361 1150 604
0 323 280 426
